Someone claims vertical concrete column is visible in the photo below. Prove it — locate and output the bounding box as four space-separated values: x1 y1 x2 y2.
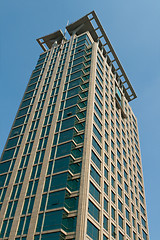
26 35 75 240
75 41 98 240
99 49 107 240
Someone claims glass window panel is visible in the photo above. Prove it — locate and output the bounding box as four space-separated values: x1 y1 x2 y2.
53 157 70 173
90 166 100 185
17 217 25 235
92 137 101 156
119 215 123 229
94 114 102 130
93 125 102 142
67 87 79 98
104 182 108 195
67 177 80 191
91 150 101 170
20 98 32 108
59 129 74 143
61 117 75 130
14 116 26 127
94 104 102 119
50 173 68 191
10 126 22 137
28 197 35 213
103 215 108 231
56 142 72 158
1 220 7 238
23 216 31 234
6 137 19 149
32 180 38 195
43 210 63 231
5 219 13 237
73 133 84 144
65 96 79 108
71 147 83 158
5 201 13 218
0 161 11 174
89 182 100 203
36 213 43 232
95 94 102 109
17 107 29 117
88 200 99 222
47 190 65 210
22 198 29 214
87 220 99 240
104 198 108 212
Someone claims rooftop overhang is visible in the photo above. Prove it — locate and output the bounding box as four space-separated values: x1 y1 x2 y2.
37 11 137 102
67 11 137 102
37 30 66 51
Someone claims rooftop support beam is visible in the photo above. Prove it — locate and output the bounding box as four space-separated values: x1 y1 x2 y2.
37 30 66 51
72 23 85 35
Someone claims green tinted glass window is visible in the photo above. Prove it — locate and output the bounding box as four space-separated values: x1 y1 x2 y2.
20 98 32 108
64 195 79 211
17 107 29 117
47 190 65 210
10 126 22 137
56 142 72 158
89 182 100 203
88 200 99 222
53 157 70 173
94 114 102 130
65 96 78 108
36 213 43 232
87 220 99 240
0 161 11 174
43 210 63 231
94 104 102 119
92 137 101 156
50 173 67 190
6 137 19 149
104 198 108 212
90 166 100 185
73 134 84 144
93 125 102 142
91 151 101 170
5 202 12 218
67 177 80 191
71 147 83 158
17 217 25 235
23 216 31 234
67 87 79 98
0 175 7 187
14 116 26 127
103 215 108 231
59 129 73 143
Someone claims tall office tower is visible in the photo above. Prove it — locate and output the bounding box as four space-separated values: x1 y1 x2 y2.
0 11 149 240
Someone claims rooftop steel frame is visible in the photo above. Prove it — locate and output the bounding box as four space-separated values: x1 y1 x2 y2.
37 11 137 101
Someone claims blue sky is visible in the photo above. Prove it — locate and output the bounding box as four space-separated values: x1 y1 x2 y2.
0 1 160 239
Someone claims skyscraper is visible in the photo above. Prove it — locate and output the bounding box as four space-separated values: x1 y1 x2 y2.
0 10 149 240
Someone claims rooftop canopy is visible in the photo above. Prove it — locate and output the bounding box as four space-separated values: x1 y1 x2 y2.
37 11 137 102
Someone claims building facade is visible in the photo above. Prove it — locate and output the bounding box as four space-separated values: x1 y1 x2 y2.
0 11 149 240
